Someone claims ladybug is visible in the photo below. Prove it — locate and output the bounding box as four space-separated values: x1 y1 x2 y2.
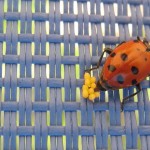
86 37 150 110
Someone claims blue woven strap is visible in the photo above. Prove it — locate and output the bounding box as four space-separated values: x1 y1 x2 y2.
0 0 150 149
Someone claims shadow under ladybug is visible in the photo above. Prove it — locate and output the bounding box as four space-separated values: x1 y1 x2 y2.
85 37 150 111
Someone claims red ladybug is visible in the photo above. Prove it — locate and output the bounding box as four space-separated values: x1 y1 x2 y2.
86 37 150 110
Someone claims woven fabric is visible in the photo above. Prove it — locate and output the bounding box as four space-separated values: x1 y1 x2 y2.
0 0 150 149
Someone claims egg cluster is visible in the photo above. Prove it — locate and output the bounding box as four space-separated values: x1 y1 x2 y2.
82 72 100 101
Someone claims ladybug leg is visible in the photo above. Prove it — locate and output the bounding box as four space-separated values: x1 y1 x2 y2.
121 84 141 111
143 39 150 51
85 48 112 72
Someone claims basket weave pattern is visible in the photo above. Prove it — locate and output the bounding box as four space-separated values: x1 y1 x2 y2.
0 0 150 149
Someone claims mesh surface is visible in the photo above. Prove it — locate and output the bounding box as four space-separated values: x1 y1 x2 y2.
0 0 150 149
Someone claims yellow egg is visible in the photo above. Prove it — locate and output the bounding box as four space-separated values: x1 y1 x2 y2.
91 83 96 89
88 88 94 94
90 77 96 83
82 85 88 90
85 79 91 86
84 72 91 79
89 94 96 101
94 92 100 98
82 89 89 98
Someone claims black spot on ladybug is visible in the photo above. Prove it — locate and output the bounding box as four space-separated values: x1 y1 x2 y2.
121 53 128 61
132 79 137 85
108 65 116 72
131 66 139 75
133 40 139 43
110 52 116 57
117 75 124 84
145 57 147 61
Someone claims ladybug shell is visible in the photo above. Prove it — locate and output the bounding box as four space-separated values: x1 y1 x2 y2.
100 40 150 90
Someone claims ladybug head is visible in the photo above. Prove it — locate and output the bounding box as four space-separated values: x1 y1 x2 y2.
94 80 106 92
